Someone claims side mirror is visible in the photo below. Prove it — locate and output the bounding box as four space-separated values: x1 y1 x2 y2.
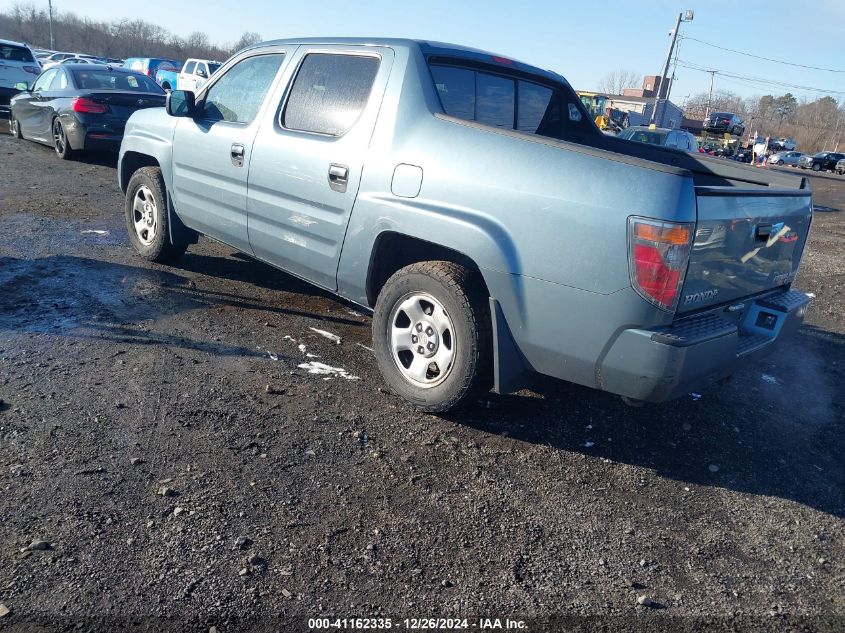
166 89 196 117
196 69 207 78
14 82 30 91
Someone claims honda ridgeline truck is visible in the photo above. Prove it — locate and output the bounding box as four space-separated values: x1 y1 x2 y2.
117 39 813 412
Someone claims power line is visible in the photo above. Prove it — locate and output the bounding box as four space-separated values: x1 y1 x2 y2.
676 60 845 96
681 36 845 73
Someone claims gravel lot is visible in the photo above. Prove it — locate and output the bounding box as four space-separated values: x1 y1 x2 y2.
0 124 843 632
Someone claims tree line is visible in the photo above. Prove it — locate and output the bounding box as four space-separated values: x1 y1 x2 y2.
0 3 262 62
683 89 844 153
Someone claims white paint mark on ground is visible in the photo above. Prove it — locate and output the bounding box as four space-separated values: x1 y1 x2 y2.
283 335 296 343
356 343 374 353
584 441 595 448
690 392 702 401
309 327 342 344
267 351 279 361
298 361 358 380
761 374 779 385
298 344 307 353
81 230 110 236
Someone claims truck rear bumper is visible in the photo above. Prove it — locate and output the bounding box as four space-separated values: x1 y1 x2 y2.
598 290 810 402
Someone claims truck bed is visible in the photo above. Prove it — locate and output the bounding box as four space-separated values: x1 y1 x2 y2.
595 133 809 191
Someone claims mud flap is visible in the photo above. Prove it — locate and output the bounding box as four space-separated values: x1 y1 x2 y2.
167 194 199 246
490 298 531 394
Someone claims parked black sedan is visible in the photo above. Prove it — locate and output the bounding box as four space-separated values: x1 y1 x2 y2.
9 64 165 159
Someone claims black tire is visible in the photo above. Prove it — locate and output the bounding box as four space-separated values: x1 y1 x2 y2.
811 163 821 172
124 166 188 263
161 82 171 92
52 118 74 160
372 261 492 413
10 114 22 139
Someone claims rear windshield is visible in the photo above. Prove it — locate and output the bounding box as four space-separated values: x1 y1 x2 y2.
618 129 669 146
712 112 732 119
429 61 597 143
0 43 35 63
71 69 164 93
209 63 222 74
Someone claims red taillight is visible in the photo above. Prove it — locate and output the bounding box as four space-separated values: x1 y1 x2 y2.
71 97 108 114
146 69 153 77
628 217 693 311
23 65 41 75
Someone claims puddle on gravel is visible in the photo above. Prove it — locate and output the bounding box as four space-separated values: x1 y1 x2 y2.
0 255 198 333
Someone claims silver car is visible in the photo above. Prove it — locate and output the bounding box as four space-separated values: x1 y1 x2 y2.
769 151 804 167
617 126 699 152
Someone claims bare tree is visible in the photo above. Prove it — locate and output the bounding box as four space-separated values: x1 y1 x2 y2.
597 69 642 95
231 31 262 54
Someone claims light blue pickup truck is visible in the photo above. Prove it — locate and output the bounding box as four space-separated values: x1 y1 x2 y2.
117 38 813 412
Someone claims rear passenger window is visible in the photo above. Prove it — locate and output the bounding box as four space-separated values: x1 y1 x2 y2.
49 70 68 90
283 53 380 136
201 53 283 124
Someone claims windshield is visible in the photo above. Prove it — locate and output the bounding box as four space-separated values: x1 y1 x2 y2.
0 43 35 63
71 69 164 93
618 129 669 146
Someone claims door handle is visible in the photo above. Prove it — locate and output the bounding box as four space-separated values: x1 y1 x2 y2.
328 163 349 192
231 143 245 167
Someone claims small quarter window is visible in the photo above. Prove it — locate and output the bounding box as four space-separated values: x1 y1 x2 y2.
283 53 380 136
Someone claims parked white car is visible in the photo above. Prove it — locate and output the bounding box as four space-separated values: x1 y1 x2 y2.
177 59 222 92
778 137 797 151
42 55 101 71
0 39 42 116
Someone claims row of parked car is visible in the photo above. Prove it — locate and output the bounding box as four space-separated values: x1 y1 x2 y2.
1 38 220 118
1 37 225 159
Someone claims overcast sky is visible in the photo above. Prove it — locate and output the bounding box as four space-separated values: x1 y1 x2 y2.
4 0 844 102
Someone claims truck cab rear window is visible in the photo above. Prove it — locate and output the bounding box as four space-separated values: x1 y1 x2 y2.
430 63 592 142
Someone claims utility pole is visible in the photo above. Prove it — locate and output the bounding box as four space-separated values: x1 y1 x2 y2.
48 0 54 49
704 70 717 119
650 9 694 126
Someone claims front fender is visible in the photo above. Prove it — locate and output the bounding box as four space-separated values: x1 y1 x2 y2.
117 108 176 192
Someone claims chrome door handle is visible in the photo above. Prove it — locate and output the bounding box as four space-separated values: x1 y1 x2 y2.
328 163 349 192
230 143 245 167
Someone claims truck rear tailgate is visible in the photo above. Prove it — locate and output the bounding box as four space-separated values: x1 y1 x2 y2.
678 186 813 314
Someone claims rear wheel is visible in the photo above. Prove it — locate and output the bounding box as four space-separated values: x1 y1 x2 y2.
10 115 22 139
125 166 188 263
52 118 74 160
373 261 492 413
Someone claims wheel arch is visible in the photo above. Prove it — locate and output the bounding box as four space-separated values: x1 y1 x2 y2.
363 231 531 395
120 152 160 193
364 231 489 308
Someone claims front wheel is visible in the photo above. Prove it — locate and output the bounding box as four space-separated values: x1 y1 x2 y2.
125 166 188 263
811 163 821 172
53 118 74 160
373 261 492 413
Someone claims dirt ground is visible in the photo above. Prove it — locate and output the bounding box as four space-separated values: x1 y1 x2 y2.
0 123 843 633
